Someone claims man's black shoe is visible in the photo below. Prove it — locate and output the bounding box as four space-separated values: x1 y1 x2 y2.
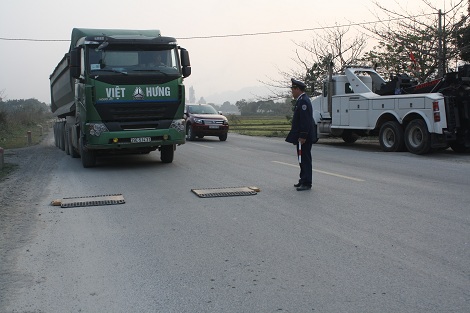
294 182 302 187
296 185 311 191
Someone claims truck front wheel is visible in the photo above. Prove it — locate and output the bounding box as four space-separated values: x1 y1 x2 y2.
379 121 405 152
160 145 174 163
79 137 96 168
404 119 431 154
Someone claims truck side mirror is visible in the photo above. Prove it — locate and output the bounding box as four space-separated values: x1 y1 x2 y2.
70 48 81 79
180 48 191 78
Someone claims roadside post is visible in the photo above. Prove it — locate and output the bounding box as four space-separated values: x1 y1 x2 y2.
0 147 4 170
27 131 32 145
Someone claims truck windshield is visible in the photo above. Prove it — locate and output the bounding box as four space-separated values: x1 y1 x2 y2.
88 46 180 76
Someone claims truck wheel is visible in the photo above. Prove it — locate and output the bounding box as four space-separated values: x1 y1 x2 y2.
404 119 431 154
68 130 80 158
64 128 70 155
79 137 96 168
341 131 359 144
449 141 468 153
59 122 66 151
160 145 174 163
186 124 195 141
379 121 405 152
53 123 59 147
219 133 227 141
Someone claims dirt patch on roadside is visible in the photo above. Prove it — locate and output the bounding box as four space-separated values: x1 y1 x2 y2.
0 132 63 305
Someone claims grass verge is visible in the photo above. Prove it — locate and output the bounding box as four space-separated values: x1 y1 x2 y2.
228 115 291 137
0 123 50 149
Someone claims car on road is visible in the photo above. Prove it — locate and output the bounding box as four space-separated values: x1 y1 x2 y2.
184 104 229 141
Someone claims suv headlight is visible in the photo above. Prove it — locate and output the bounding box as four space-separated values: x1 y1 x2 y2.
194 118 204 124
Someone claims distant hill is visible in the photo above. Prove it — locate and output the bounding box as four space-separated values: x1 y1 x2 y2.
204 85 275 105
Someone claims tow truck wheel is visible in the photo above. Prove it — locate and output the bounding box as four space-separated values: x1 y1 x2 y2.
341 130 359 144
379 121 405 152
449 141 468 153
404 119 431 154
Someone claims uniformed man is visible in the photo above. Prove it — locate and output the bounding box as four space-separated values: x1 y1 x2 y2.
285 78 316 191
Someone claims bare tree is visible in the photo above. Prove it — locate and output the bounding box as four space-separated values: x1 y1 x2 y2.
261 26 368 98
363 0 469 82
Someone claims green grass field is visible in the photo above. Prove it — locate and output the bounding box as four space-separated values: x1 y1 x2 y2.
0 122 50 149
228 115 291 137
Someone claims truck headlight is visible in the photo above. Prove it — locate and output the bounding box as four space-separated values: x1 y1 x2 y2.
170 119 185 133
87 123 108 137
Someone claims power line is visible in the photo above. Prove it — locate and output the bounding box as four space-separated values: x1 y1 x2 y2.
0 37 68 42
178 14 435 39
0 13 435 43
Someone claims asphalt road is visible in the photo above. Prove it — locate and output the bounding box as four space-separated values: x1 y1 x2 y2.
1 133 469 312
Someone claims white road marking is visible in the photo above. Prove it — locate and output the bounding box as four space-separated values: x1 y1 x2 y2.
272 161 365 182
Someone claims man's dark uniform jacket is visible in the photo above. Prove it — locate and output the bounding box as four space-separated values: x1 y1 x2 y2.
286 94 317 144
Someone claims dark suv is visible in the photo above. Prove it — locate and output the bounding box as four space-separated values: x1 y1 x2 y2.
184 104 229 141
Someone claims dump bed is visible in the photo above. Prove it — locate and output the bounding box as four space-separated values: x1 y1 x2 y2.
49 53 74 117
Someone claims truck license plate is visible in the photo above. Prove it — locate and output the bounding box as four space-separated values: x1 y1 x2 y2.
131 137 151 143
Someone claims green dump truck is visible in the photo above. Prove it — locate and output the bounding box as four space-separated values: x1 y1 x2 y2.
50 28 191 167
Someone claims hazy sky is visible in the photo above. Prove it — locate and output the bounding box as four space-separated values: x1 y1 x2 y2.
0 0 455 104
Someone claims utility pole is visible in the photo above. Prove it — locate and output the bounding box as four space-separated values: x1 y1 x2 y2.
438 9 446 77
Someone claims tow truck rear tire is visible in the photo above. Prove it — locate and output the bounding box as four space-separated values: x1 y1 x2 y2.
160 145 174 163
404 119 431 154
379 121 405 152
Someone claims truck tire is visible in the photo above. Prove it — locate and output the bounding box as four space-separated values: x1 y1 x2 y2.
79 137 96 168
341 130 359 144
64 128 70 155
379 121 405 152
68 130 80 158
449 141 468 153
160 145 174 163
404 119 431 154
53 123 59 147
59 122 66 151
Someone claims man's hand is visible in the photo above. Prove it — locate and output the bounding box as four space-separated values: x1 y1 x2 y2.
298 138 306 144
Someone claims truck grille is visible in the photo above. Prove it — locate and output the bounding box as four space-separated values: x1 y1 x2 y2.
95 101 180 131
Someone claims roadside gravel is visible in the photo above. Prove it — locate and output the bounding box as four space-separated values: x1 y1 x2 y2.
0 132 61 307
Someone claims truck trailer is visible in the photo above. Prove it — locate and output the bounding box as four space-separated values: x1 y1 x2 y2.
312 65 470 154
50 28 191 167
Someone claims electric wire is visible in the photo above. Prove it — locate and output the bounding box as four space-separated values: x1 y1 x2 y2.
0 13 436 42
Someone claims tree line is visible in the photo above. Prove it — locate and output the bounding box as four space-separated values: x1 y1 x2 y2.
0 98 52 132
266 1 470 98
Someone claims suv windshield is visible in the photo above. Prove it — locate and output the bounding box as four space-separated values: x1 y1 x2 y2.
188 105 218 114
88 45 180 75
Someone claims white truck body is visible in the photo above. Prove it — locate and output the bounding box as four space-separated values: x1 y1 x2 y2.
311 66 457 154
